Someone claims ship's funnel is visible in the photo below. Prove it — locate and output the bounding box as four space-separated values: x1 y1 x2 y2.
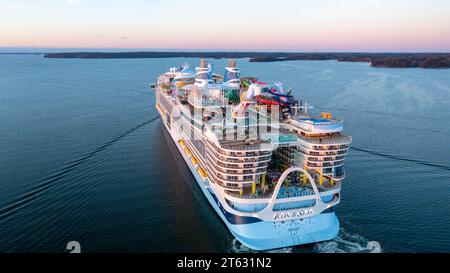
195 59 213 86
228 59 237 68
224 59 240 87
200 59 208 68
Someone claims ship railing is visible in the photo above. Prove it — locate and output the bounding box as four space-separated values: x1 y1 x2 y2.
211 143 272 156
223 171 341 200
215 160 267 169
262 134 299 146
207 143 272 159
306 155 346 162
220 143 274 152
298 118 344 126
214 165 267 175
312 144 350 151
292 114 344 124
331 172 346 180
306 161 344 168
303 150 349 156
299 135 352 146
207 150 272 164
224 188 339 201
208 150 272 164
225 190 274 200
317 184 341 193
223 183 341 200
215 173 260 182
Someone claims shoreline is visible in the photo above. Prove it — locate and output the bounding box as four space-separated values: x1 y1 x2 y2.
3 51 450 69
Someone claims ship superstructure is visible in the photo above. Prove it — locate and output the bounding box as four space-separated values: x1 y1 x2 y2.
153 59 352 250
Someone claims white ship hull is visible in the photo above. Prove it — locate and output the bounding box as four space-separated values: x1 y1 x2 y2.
162 119 340 250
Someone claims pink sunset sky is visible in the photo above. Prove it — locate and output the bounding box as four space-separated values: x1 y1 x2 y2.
1 0 450 52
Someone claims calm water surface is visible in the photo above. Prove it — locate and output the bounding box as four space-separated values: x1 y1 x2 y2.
0 55 449 252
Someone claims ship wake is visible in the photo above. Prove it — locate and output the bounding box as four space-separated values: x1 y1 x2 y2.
351 146 450 172
0 116 160 223
314 228 381 253
230 239 294 253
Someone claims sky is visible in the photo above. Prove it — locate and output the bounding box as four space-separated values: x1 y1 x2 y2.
1 0 450 52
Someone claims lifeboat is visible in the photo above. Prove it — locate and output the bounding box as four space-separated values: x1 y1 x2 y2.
198 167 207 179
191 156 199 166
156 103 165 115
179 139 186 147
185 147 192 156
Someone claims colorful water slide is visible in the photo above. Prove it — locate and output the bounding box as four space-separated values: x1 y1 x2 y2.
233 84 256 117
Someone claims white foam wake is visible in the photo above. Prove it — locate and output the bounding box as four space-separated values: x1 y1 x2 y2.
314 228 382 253
229 239 293 253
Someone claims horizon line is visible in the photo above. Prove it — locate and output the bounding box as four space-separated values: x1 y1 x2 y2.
1 47 450 54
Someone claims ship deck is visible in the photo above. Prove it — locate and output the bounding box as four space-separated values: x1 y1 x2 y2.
226 173 338 200
219 140 273 151
296 133 352 145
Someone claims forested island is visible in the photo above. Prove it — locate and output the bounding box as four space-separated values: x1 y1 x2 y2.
249 53 450 69
43 52 450 69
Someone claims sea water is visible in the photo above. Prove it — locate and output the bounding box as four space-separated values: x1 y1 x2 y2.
1 55 449 252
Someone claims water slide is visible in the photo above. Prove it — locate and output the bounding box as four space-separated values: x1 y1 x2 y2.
233 84 256 117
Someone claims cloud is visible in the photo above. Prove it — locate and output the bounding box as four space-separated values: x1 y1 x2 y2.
66 0 81 6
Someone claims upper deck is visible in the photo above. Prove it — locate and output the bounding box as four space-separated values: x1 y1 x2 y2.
154 59 352 220
288 115 343 134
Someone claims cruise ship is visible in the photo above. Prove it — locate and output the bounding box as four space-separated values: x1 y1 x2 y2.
152 59 352 250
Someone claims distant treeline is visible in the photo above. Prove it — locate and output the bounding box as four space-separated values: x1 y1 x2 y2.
249 53 450 69
43 52 450 69
44 52 288 59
